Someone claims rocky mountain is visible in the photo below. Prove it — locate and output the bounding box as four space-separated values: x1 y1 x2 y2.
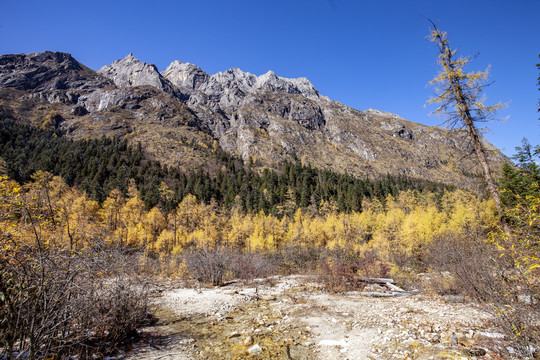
0 51 508 188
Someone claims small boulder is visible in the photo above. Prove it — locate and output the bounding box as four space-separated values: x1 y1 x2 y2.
248 344 263 354
468 347 487 357
443 295 465 303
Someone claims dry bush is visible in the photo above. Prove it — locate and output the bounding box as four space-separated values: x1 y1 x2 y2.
230 251 278 281
0 244 149 360
182 247 279 285
183 247 235 286
317 248 389 293
426 231 501 300
318 262 360 293
427 231 539 356
277 245 321 274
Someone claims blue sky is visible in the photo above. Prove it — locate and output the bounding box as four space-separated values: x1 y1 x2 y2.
2 0 539 157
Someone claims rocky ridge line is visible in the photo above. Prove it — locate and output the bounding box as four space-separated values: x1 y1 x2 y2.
0 51 508 187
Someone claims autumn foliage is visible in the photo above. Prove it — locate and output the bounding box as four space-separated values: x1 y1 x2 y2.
0 174 148 359
1 164 538 357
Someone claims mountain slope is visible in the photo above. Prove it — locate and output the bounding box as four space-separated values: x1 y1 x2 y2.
0 51 508 188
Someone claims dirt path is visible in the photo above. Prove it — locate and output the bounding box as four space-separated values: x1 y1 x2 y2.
118 276 516 359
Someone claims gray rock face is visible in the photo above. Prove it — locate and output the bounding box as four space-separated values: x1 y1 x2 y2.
77 88 136 112
162 60 209 90
0 51 111 93
98 53 164 89
97 54 183 99
256 70 320 99
161 61 321 117
98 54 323 132
0 51 509 188
155 59 327 133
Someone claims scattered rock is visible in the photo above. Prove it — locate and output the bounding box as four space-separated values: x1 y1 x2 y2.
414 347 469 360
248 344 263 354
517 294 532 304
318 339 347 347
443 295 465 303
121 275 508 360
477 331 505 339
243 335 254 346
425 333 441 343
468 347 487 356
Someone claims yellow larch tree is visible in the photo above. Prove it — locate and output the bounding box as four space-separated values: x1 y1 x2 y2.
427 21 504 214
143 207 166 254
100 188 125 237
118 180 146 247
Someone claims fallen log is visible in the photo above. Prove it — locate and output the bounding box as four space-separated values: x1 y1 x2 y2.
358 277 395 284
385 282 405 292
347 291 419 297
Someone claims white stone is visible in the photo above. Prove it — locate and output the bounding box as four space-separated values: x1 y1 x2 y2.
248 344 263 354
318 339 347 347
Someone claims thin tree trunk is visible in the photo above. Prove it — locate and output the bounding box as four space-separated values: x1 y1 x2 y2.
435 27 504 215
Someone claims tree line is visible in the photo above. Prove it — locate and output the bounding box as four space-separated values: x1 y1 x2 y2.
0 120 451 216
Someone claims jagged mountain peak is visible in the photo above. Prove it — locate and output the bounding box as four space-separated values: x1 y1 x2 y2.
105 53 154 70
254 71 319 99
101 53 321 101
98 53 165 90
26 51 81 68
161 60 209 90
0 51 509 189
0 51 110 93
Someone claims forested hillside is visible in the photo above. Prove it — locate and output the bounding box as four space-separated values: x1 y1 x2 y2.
0 120 450 214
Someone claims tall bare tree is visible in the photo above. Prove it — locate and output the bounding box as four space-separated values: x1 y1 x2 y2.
427 20 504 214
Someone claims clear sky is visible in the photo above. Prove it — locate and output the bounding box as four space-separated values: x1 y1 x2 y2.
2 0 539 157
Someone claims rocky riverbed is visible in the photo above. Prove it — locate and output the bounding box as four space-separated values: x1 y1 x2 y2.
118 275 523 359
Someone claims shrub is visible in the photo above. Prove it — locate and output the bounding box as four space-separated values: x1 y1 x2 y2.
426 231 500 300
317 248 389 293
427 227 539 356
230 251 278 281
183 247 234 286
0 244 149 359
277 245 321 274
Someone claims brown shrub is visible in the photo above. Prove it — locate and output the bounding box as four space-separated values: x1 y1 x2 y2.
183 247 234 286
183 247 279 286
317 248 389 293
230 251 278 281
426 231 500 300
426 231 539 355
0 244 149 360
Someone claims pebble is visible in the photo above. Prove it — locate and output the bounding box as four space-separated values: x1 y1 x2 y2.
248 344 262 354
243 335 254 346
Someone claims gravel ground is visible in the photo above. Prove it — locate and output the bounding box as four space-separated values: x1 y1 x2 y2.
117 275 523 359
